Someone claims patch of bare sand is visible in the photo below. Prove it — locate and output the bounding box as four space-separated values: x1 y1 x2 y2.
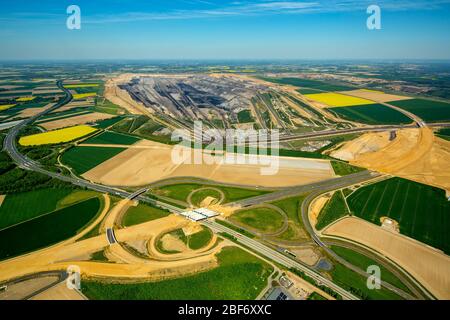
160 234 188 253
83 140 336 188
339 89 412 103
125 240 149 257
380 217 400 234
40 112 114 130
333 128 450 192
104 74 151 116
182 222 204 236
323 217 450 300
200 196 218 207
330 132 392 161
288 247 320 266
0 276 59 300
0 215 221 284
208 204 240 218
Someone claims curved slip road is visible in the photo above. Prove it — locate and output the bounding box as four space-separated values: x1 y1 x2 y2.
2 79 365 301
300 188 434 300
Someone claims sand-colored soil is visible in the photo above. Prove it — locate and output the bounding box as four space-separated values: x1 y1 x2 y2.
333 128 450 192
286 271 335 300
330 132 392 161
380 217 400 234
40 113 114 130
14 103 54 119
340 89 412 103
0 212 221 284
0 276 59 300
104 74 151 116
182 222 204 236
83 139 335 188
160 234 188 253
288 247 320 266
0 194 5 207
30 282 85 300
323 217 450 300
32 89 63 95
200 196 218 207
308 195 331 228
50 101 93 113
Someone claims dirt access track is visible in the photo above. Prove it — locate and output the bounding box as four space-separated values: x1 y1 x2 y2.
82 139 336 188
323 217 450 300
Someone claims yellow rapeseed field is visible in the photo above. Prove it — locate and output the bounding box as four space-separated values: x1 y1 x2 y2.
16 96 36 102
0 104 16 111
19 125 97 146
304 92 375 108
73 92 97 100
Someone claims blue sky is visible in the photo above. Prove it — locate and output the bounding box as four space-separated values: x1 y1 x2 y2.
1 0 450 60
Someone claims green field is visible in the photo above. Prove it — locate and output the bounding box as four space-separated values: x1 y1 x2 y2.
271 195 308 241
307 292 327 300
61 146 126 174
347 178 450 254
315 191 349 231
82 247 273 300
155 183 269 204
94 117 125 129
122 204 170 227
0 197 101 261
0 188 72 230
83 131 140 145
331 161 365 176
330 246 411 294
237 110 254 123
329 263 403 300
389 99 450 122
328 104 411 125
436 128 450 141
190 189 222 206
231 207 285 234
188 227 213 250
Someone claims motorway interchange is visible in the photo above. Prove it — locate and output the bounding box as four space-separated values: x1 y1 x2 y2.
2 79 442 301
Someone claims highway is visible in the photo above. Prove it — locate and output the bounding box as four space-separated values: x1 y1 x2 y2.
3 80 364 301
5 80 445 301
230 170 380 207
299 187 434 300
202 219 360 300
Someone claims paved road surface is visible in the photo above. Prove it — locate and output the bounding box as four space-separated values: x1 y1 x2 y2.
5 80 445 300
3 80 364 301
202 219 360 300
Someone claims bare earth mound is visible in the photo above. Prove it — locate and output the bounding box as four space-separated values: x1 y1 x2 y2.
82 140 336 187
330 132 391 161
332 128 450 192
323 217 450 300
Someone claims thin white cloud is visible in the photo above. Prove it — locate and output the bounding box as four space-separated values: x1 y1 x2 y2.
83 0 450 23
1 0 450 25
